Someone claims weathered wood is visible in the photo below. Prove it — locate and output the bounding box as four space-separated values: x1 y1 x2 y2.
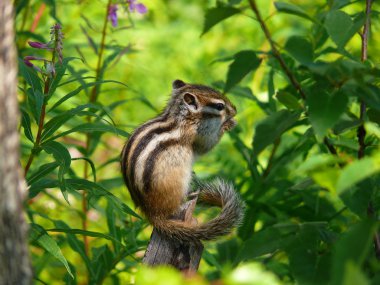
143 197 204 273
0 1 32 284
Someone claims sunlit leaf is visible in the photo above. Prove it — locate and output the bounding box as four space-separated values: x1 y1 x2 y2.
202 6 240 36
336 156 380 194
274 2 315 22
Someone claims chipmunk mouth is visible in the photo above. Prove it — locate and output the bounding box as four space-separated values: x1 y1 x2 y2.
222 118 237 132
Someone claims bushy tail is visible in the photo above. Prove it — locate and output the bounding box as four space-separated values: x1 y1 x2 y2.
150 179 244 243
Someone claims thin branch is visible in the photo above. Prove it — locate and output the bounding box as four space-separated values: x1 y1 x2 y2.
248 0 340 157
359 0 380 260
248 0 306 100
263 138 280 178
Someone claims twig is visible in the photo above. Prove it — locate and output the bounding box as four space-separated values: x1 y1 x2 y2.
248 0 306 100
81 0 112 258
263 138 280 178
248 0 339 158
24 78 50 176
359 0 380 260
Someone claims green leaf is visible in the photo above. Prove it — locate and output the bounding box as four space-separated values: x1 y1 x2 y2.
27 161 60 185
21 109 34 142
29 179 59 199
49 80 127 111
324 11 365 49
336 155 380 194
253 110 300 155
225 50 261 92
41 103 100 142
42 141 71 202
307 91 348 137
274 2 315 22
54 220 95 278
342 262 370 285
30 223 73 278
202 6 240 36
331 220 377 285
18 58 42 93
47 57 80 98
285 36 313 65
26 88 45 125
276 91 302 110
45 122 129 143
66 178 141 219
46 228 122 245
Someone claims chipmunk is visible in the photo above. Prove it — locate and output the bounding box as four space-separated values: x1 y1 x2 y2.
120 79 244 242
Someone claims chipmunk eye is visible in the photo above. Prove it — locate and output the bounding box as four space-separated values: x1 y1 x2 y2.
212 103 225 111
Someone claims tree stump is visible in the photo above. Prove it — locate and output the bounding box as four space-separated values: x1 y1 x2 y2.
142 196 204 273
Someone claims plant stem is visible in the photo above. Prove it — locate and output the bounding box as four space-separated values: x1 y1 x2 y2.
24 78 50 176
90 0 111 103
359 0 380 260
81 0 112 258
263 138 280 178
248 0 306 100
248 0 339 157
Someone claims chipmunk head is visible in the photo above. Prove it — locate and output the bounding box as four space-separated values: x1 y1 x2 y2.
169 79 237 154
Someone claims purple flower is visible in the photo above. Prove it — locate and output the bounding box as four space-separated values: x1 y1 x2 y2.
50 23 64 64
108 4 118 27
23 56 43 72
28 41 53 50
127 0 147 14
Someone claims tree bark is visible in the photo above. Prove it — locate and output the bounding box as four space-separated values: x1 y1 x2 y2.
0 1 33 284
143 198 204 274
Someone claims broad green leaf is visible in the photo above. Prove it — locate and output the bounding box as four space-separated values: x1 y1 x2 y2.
30 223 73 278
324 11 365 49
21 109 34 142
45 122 129 143
331 220 377 285
307 91 348 137
253 110 300 155
285 36 313 65
342 262 370 285
225 50 261 92
276 91 302 110
336 155 380 194
237 222 327 262
365 122 380 139
297 154 339 173
274 2 315 22
27 161 60 185
202 6 240 36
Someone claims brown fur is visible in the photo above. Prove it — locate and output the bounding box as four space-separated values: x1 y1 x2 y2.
120 80 244 243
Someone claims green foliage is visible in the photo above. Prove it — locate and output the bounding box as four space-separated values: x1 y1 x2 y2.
15 0 380 284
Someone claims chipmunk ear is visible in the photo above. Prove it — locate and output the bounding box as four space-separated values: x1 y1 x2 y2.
183 93 198 111
172 79 186 89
